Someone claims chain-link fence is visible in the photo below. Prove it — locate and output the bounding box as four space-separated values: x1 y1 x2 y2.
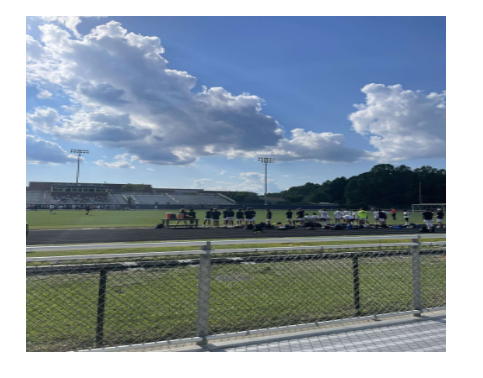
26 241 445 352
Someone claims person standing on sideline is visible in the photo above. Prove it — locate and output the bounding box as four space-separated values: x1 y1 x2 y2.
319 209 329 226
286 209 293 225
351 209 359 223
243 208 251 226
266 209 272 226
422 208 434 228
222 208 229 227
211 208 221 227
296 208 305 225
236 209 244 225
391 208 397 220
343 209 351 217
187 208 196 227
334 209 343 224
49 204 56 214
226 208 235 227
435 208 444 228
251 208 257 225
378 209 387 226
85 204 91 215
373 209 379 225
358 208 368 226
203 208 212 227
403 210 411 225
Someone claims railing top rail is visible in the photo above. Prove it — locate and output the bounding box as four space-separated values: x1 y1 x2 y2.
26 241 446 263
26 233 445 253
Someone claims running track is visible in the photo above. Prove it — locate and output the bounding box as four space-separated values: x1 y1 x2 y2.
26 227 445 246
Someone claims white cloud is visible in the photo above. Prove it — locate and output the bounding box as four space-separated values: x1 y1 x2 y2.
37 17 102 39
93 153 135 169
225 128 367 163
37 89 52 99
26 21 443 166
218 170 226 175
192 178 212 188
201 171 280 193
147 168 154 171
93 159 135 169
349 84 446 161
25 21 284 165
26 134 78 164
26 107 60 133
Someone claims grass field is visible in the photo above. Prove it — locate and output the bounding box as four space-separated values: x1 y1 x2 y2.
26 209 441 230
26 251 446 351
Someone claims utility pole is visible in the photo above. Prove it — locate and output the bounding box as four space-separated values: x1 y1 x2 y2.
258 157 275 206
70 149 89 184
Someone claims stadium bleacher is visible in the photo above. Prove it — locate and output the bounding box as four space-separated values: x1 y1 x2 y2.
26 186 236 207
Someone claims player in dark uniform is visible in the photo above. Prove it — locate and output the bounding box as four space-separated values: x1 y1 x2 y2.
85 204 91 215
187 209 196 227
266 209 272 226
243 208 251 226
286 209 293 226
226 208 235 226
203 208 213 227
222 208 229 227
211 208 221 227
295 208 305 225
236 209 244 225
435 208 444 228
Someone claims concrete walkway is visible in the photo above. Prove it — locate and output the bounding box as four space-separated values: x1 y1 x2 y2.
163 312 445 352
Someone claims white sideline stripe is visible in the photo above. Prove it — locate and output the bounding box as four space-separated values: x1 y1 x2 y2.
26 234 446 252
25 242 446 262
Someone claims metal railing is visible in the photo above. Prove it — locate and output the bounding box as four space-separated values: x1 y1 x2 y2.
26 237 446 352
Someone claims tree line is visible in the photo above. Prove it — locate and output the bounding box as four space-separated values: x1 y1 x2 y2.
268 164 445 208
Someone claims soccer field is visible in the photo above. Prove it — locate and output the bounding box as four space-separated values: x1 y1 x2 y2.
26 209 436 230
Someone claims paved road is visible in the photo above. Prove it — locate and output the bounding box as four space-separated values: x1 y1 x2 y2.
26 227 445 245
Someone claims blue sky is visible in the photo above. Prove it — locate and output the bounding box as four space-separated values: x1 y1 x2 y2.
26 16 446 192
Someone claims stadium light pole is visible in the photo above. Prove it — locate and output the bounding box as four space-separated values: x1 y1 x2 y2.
70 149 89 184
258 157 275 206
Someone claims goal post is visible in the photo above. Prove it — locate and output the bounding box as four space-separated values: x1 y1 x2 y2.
411 203 446 213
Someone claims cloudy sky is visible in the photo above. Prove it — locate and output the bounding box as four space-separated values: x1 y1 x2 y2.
26 16 446 193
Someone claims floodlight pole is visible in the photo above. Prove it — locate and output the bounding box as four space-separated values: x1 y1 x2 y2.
71 149 89 184
258 157 275 206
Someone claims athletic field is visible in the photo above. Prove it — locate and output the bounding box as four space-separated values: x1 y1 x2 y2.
26 209 439 230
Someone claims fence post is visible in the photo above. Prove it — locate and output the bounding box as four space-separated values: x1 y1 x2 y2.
196 241 212 346
411 237 422 316
96 268 108 348
352 256 361 317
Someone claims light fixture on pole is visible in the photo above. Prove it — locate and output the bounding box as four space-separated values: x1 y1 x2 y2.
70 149 89 184
258 157 275 206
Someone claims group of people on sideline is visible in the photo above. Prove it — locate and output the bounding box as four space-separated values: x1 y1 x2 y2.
172 207 445 229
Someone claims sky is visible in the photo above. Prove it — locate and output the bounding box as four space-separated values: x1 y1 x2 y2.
26 16 446 193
